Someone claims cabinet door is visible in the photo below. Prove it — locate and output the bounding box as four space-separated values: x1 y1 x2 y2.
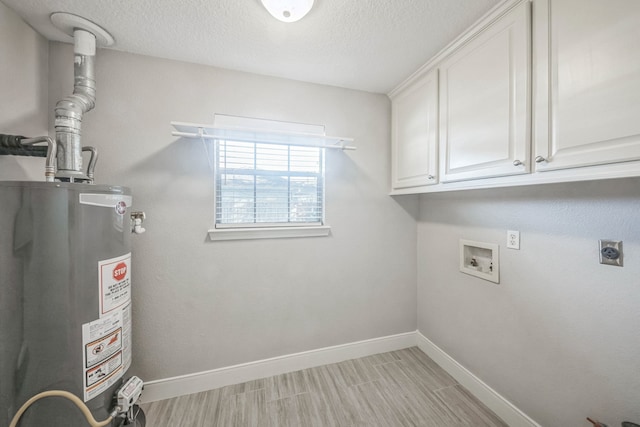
439 0 531 182
392 69 439 189
534 0 640 171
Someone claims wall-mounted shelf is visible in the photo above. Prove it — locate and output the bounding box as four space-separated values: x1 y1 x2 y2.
171 120 356 151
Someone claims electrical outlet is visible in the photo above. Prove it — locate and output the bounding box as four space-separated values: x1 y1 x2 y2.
599 240 623 267
507 230 520 250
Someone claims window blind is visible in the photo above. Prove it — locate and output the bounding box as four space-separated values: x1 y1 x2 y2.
215 140 324 227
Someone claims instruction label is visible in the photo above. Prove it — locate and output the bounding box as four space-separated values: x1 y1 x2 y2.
122 304 132 371
82 304 132 401
99 253 131 317
86 352 122 388
86 327 121 368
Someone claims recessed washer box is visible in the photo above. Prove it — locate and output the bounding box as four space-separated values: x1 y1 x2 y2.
459 240 500 284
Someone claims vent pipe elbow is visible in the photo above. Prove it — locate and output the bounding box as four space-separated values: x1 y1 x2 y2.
50 13 113 183
54 29 97 181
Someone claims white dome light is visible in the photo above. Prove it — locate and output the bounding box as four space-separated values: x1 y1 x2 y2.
261 0 315 23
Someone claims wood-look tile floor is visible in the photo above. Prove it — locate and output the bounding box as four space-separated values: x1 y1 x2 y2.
140 347 507 426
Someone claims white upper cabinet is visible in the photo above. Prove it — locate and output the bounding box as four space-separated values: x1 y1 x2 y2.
391 68 439 189
390 0 640 194
439 0 531 183
534 0 640 171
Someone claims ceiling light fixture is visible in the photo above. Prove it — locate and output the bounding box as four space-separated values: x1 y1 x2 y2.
261 0 314 23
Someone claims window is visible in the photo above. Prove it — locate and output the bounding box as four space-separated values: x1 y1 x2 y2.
170 114 353 241
215 141 324 227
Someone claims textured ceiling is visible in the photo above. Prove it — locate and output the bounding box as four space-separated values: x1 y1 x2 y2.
2 0 502 93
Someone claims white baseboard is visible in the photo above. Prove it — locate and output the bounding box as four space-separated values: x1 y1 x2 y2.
141 331 416 403
143 330 540 427
416 331 541 427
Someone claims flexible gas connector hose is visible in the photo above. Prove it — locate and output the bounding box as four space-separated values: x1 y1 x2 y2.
9 390 116 427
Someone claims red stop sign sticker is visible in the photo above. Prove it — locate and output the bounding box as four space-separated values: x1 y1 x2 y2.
113 263 127 281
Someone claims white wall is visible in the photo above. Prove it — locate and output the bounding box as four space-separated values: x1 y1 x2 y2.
6 7 638 426
0 4 49 421
45 42 419 381
0 2 48 179
417 179 640 427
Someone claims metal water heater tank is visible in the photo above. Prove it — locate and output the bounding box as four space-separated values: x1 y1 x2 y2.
0 182 144 426
1 11 146 426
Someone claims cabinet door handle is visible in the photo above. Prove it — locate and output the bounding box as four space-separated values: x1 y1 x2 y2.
427 175 435 180
535 156 547 163
513 160 524 166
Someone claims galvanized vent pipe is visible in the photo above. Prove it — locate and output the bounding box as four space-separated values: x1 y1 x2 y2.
54 29 96 181
50 13 114 182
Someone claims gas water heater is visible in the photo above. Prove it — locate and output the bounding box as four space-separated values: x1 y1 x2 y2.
0 13 145 427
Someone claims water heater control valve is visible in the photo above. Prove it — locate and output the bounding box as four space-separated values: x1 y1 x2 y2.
131 211 146 234
115 376 144 413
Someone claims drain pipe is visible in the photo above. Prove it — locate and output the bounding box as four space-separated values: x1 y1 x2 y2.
50 13 114 182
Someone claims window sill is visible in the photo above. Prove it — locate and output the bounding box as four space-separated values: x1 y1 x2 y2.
208 225 331 241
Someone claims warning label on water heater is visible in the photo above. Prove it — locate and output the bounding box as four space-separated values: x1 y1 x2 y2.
99 253 131 317
85 327 122 368
82 304 132 401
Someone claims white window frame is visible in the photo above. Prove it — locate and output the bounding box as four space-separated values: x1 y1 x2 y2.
208 115 332 241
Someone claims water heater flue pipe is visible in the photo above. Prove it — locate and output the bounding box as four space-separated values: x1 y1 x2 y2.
54 29 97 181
50 13 114 182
